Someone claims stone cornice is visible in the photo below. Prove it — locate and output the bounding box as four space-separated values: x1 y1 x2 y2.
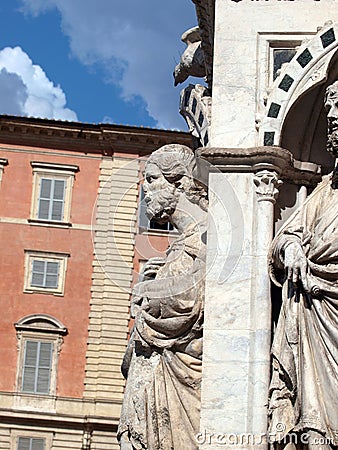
0 391 122 426
191 0 214 87
197 146 322 185
0 115 192 156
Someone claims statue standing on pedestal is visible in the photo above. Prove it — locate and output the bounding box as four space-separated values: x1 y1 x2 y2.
268 81 338 449
118 144 207 450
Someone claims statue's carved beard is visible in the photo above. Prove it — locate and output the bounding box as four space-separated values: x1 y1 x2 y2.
145 185 178 224
327 128 338 156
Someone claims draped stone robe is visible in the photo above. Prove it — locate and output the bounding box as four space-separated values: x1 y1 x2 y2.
269 173 338 446
118 223 206 450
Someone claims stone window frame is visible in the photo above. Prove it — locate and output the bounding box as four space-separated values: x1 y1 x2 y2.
23 250 69 296
269 44 299 83
14 314 67 400
11 428 53 450
256 32 316 120
29 161 79 226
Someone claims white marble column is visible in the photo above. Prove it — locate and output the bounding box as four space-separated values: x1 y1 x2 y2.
249 170 282 435
199 168 282 450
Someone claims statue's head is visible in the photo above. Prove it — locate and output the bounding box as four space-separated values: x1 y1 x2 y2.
143 144 207 223
325 80 338 156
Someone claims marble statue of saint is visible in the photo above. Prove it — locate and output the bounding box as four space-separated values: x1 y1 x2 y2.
268 81 338 449
118 144 207 450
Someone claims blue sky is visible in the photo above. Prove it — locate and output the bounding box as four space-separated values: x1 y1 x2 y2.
0 0 198 129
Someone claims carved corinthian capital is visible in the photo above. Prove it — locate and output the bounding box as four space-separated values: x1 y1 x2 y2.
253 170 282 203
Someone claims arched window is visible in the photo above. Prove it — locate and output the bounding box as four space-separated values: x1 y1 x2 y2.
15 315 67 397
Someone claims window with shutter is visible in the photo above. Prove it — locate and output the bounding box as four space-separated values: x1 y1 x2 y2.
24 251 69 295
30 161 78 225
21 340 52 394
37 178 65 221
31 260 59 289
17 437 45 450
15 315 66 402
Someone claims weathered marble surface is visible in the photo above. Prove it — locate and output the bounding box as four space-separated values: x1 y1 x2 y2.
118 144 208 450
268 82 338 449
200 169 277 450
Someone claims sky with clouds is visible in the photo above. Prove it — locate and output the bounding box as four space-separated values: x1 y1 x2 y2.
0 0 199 129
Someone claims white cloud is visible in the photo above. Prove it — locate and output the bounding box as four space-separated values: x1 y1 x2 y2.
0 46 77 121
20 0 198 129
101 115 115 124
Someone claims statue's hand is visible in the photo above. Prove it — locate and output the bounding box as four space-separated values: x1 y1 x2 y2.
140 257 166 281
284 241 310 293
131 281 161 318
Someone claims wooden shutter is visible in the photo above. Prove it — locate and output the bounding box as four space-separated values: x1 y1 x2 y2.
21 341 38 393
22 341 52 394
38 179 52 220
45 261 59 288
31 439 45 450
17 437 45 450
38 178 65 221
51 179 65 221
31 260 45 287
31 260 59 289
36 342 52 393
17 437 30 450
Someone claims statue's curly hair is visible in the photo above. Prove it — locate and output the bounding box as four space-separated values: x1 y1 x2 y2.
146 144 208 211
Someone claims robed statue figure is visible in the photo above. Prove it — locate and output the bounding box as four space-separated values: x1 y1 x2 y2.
268 81 338 449
118 144 207 450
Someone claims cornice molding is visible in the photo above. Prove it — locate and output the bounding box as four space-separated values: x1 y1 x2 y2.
197 145 322 186
0 115 192 156
30 161 79 172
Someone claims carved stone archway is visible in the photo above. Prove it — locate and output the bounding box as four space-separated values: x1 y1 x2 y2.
259 21 338 172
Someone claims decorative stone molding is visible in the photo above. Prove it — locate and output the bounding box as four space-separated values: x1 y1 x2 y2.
253 170 283 203
15 314 67 357
259 21 338 146
30 161 79 173
14 314 67 335
0 116 192 155
180 84 212 147
197 145 321 186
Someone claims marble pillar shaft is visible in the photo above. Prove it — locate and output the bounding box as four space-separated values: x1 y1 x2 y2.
200 170 279 449
198 146 320 450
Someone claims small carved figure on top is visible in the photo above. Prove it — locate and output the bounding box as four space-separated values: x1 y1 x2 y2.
118 144 208 450
268 81 338 449
174 26 206 86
